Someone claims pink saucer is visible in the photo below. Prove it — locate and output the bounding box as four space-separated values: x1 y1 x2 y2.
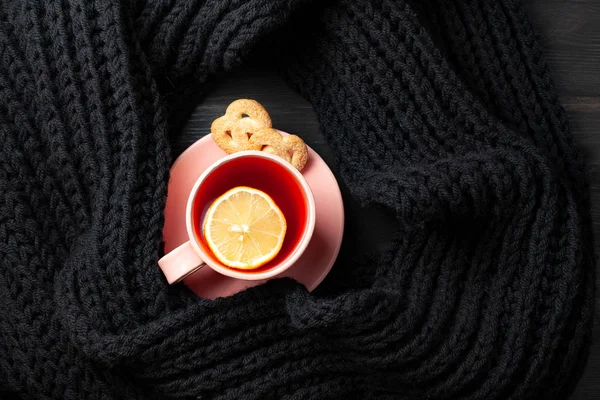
163 132 344 299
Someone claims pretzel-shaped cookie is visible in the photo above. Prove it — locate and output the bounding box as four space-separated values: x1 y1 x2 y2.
249 128 308 171
211 99 309 170
211 99 272 154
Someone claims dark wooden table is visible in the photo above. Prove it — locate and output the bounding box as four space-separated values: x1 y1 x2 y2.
177 1 599 397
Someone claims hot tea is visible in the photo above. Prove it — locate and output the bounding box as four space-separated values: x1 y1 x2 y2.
191 154 309 274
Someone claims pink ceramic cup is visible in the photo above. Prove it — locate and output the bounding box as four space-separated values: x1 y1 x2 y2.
158 150 316 284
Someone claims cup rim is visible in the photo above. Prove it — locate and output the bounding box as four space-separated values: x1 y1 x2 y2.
185 150 316 281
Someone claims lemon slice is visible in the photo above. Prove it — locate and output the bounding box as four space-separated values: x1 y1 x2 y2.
203 186 287 269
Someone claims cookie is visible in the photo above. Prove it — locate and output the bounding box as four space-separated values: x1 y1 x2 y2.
211 99 272 154
249 128 308 171
211 99 308 170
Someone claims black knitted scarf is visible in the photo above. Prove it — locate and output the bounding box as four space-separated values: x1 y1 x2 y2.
0 0 595 399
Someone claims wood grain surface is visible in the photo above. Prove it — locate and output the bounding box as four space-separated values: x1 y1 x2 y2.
175 1 599 397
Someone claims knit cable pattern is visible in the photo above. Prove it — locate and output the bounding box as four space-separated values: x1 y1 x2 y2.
0 0 595 399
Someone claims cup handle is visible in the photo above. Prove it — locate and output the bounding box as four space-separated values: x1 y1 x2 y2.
158 241 206 284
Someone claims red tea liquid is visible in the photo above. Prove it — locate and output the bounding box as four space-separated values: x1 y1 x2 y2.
191 155 309 274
